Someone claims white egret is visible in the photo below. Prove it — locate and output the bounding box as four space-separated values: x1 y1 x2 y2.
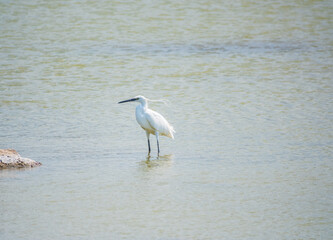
118 95 175 155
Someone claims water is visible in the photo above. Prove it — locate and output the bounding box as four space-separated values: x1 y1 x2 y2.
1 0 332 239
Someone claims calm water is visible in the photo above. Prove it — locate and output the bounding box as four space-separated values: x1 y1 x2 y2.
1 0 332 239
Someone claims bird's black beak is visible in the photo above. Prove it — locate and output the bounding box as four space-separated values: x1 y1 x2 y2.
118 98 138 104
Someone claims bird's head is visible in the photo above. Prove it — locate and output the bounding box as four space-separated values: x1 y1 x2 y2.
118 95 147 104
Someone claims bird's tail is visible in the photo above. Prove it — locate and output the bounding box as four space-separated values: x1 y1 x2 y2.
169 125 176 139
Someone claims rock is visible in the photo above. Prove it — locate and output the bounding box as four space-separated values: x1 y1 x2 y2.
0 149 41 169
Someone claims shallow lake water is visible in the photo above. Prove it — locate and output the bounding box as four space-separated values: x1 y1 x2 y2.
1 0 332 239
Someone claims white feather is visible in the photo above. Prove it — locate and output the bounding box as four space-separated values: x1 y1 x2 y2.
119 95 175 154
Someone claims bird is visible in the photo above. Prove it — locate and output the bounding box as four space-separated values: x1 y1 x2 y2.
118 95 175 155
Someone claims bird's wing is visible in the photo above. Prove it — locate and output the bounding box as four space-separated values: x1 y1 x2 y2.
145 109 175 139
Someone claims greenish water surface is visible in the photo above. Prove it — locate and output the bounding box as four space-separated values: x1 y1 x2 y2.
1 0 332 239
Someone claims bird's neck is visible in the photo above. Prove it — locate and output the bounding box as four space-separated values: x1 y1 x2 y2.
141 102 148 110
140 100 148 110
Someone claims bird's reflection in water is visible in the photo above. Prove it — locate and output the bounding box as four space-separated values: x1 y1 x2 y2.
141 154 174 170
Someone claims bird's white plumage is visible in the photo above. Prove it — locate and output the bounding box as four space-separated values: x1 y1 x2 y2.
118 95 175 154
136 105 175 139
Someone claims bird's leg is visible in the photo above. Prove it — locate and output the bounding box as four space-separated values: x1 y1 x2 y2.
146 131 151 154
155 131 160 156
